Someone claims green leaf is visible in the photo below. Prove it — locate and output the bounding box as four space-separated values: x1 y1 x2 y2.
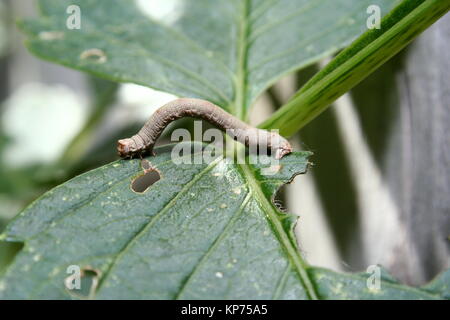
20 0 400 120
260 0 450 135
422 269 450 299
0 143 314 299
309 268 445 299
1 143 448 299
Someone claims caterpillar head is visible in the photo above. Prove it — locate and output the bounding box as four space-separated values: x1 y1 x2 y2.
269 132 292 160
117 138 138 158
274 144 292 160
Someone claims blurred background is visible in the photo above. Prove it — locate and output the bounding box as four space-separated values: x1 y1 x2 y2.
0 1 448 286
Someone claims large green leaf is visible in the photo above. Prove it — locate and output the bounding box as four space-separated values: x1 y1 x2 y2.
1 143 447 299
0 143 313 299
20 0 400 120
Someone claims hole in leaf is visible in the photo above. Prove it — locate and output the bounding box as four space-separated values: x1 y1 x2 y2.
141 159 152 171
78 269 99 298
273 186 287 212
131 167 161 193
79 48 107 63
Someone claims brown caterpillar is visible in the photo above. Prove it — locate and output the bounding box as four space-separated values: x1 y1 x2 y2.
117 98 292 159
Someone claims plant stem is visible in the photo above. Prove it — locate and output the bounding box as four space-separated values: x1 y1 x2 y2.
234 0 250 121
259 0 450 136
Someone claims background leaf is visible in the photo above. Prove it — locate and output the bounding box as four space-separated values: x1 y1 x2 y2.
260 0 450 135
20 0 400 119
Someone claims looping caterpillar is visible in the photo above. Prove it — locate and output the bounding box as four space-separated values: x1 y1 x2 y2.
117 98 292 159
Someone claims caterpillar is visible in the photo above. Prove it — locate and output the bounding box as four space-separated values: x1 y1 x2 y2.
117 98 292 159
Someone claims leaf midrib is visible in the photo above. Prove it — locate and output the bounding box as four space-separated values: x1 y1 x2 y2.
234 0 250 121
237 163 318 300
232 0 317 300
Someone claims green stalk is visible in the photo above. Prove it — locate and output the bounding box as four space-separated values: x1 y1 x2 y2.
259 0 450 136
